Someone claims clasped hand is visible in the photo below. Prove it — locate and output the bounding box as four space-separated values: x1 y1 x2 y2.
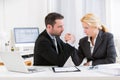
64 33 75 44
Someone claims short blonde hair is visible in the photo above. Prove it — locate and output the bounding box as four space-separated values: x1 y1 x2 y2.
81 13 108 32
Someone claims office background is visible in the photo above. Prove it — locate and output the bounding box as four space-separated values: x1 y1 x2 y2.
0 0 120 52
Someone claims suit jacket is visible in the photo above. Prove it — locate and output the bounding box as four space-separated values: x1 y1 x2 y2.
33 30 77 67
76 30 116 66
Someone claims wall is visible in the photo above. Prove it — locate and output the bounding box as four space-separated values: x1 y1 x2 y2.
48 0 107 48
110 0 120 39
0 0 48 51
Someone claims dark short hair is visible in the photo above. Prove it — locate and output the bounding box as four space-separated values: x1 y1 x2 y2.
45 12 64 27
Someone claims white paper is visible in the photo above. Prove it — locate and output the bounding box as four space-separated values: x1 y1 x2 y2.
96 63 120 76
53 66 80 72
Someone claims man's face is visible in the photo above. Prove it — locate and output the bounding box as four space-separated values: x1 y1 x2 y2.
50 19 64 36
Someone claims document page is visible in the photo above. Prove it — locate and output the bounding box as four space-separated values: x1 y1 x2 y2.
96 63 120 76
52 66 80 73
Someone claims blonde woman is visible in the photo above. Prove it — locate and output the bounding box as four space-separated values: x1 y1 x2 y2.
77 13 116 66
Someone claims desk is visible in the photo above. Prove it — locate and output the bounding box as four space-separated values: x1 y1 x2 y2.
0 66 120 80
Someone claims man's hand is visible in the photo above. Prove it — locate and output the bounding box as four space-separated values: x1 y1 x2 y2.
64 33 75 44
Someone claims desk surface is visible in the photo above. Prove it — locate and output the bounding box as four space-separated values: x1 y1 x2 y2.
0 65 120 80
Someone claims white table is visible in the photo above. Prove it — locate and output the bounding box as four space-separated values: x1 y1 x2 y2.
0 65 120 80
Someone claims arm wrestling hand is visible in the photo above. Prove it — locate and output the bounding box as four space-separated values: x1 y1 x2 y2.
64 33 75 44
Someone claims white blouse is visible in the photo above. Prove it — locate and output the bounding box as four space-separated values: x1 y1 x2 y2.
88 31 99 55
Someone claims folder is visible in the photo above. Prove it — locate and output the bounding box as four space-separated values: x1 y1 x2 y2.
52 66 80 73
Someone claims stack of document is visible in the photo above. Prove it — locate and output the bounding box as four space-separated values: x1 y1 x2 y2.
96 63 120 76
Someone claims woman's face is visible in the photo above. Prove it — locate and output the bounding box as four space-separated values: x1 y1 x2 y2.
82 22 96 37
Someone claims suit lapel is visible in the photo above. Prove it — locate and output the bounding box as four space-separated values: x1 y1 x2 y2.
93 30 103 55
43 30 53 43
84 38 92 57
43 30 57 51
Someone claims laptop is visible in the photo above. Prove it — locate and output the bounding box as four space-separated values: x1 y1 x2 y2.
0 52 44 73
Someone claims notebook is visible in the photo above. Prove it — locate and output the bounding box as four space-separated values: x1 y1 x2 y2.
0 52 44 73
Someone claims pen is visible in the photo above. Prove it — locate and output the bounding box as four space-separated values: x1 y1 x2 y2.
89 66 98 70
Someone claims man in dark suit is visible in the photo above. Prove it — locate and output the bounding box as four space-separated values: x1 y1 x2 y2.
33 12 77 67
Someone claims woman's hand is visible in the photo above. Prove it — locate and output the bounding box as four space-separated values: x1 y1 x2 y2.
83 62 90 66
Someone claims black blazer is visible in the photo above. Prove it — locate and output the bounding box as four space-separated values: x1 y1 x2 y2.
76 30 116 66
33 30 77 67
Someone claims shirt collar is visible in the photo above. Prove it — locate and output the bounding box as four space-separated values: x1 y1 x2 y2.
47 31 55 39
88 30 99 46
